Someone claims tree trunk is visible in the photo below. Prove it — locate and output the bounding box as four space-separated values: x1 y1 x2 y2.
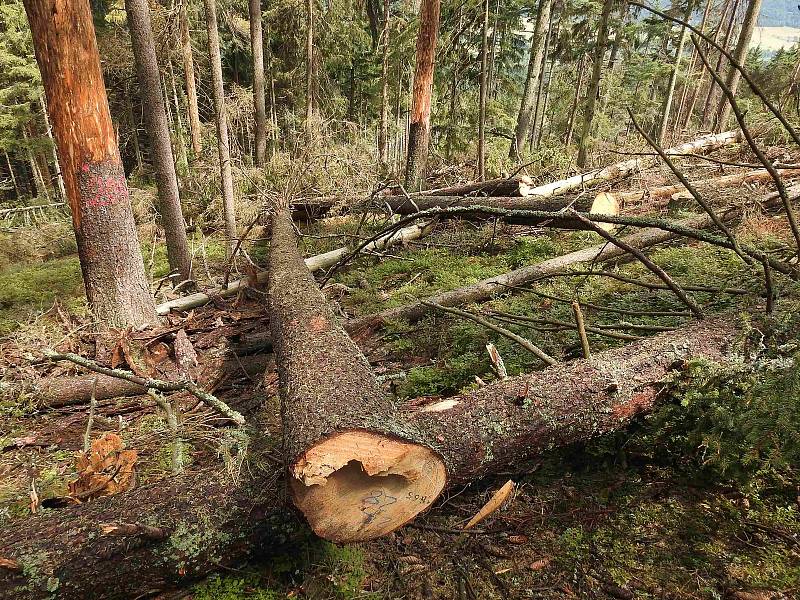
565 55 587 145
40 97 66 200
527 129 741 198
268 208 446 543
202 0 237 254
249 0 268 166
0 319 740 599
530 8 554 150
477 0 489 179
577 0 613 167
305 0 315 132
657 11 690 146
676 0 714 129
126 0 192 282
23 0 157 328
178 1 202 158
714 0 763 131
602 168 800 209
510 0 552 160
378 0 390 167
4 152 20 198
388 175 536 197
702 0 740 130
404 0 441 190
382 193 620 227
347 189 773 329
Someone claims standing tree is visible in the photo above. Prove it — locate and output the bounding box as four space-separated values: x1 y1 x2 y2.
248 0 267 166
478 0 489 179
178 0 202 157
510 0 552 160
378 0 390 167
305 0 315 132
202 0 237 253
714 0 762 130
577 0 614 167
657 5 691 145
23 0 157 328
404 0 441 190
125 0 192 283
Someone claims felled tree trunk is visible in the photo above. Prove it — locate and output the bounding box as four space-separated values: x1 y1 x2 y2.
268 208 446 543
383 192 620 227
0 462 290 600
604 168 800 209
387 175 535 197
0 320 740 599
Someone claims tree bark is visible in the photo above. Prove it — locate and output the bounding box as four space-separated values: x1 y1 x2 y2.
126 0 192 282
677 0 714 129
565 55 587 145
714 0 762 131
378 0 390 167
268 208 446 543
404 0 441 190
702 0 740 131
249 0 268 166
178 1 202 158
305 0 315 132
577 0 614 167
382 192 620 227
510 0 552 160
23 0 157 328
0 319 740 599
657 10 690 146
202 0 237 253
477 0 489 179
389 175 536 197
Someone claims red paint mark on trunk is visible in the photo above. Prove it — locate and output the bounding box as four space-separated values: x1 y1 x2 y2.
611 389 656 420
78 159 128 208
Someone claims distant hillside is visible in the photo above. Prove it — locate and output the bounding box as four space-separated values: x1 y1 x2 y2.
761 0 800 28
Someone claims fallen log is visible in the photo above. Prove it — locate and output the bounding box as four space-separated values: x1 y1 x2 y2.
348 184 794 329
0 319 741 599
267 208 446 543
527 129 741 198
604 168 800 209
382 192 620 228
155 220 434 315
384 175 536 198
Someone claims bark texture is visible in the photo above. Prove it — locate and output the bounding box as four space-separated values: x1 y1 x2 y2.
179 1 202 157
268 208 444 542
23 0 157 328
510 0 552 159
577 0 614 167
203 0 237 250
388 175 535 198
404 0 441 190
412 318 739 483
126 0 192 281
249 0 268 166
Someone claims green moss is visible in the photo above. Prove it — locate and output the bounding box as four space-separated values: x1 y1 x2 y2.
0 255 85 334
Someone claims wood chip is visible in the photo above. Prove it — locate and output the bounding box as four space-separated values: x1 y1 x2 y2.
464 480 515 530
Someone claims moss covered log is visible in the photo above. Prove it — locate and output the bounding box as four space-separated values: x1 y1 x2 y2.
267 208 446 543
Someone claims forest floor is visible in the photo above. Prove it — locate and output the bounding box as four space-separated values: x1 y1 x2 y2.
1 144 800 599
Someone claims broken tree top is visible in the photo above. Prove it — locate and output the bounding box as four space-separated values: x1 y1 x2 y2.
267 207 446 542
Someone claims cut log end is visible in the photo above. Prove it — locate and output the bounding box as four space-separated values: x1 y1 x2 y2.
289 430 446 542
589 192 620 231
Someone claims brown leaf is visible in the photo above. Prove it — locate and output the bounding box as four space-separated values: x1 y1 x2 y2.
69 433 137 501
0 557 20 571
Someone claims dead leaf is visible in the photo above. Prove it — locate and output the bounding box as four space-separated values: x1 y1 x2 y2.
68 433 137 501
529 558 551 571
0 557 20 571
464 479 515 530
